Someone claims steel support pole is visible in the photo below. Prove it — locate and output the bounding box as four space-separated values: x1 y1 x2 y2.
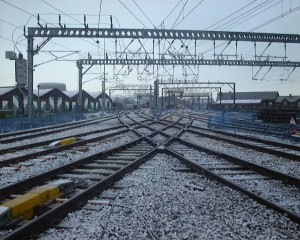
161 88 164 110
37 84 40 114
220 88 222 110
150 85 152 108
154 79 159 110
78 64 83 111
109 89 112 110
233 83 236 108
102 80 105 111
27 37 34 122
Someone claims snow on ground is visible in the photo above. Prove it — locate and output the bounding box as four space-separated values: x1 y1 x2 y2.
222 127 300 147
191 117 300 147
0 127 128 161
180 132 300 178
169 144 300 216
148 123 166 130
151 134 168 144
135 127 153 135
163 127 180 136
0 132 138 187
39 154 300 239
1 112 300 239
0 118 122 150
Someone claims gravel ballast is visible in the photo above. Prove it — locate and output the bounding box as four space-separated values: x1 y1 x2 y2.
0 132 138 186
39 154 300 239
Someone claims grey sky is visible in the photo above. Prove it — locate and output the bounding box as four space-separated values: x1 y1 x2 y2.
0 0 299 96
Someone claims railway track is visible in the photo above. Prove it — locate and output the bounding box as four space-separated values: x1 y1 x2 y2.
183 112 290 137
0 112 184 239
0 138 156 239
0 124 128 167
0 111 299 239
179 130 300 178
165 137 300 222
188 125 300 157
0 114 116 145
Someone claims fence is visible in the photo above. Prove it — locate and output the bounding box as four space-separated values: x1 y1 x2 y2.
0 112 84 133
208 110 290 138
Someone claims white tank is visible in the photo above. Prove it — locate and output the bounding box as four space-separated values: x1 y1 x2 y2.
38 83 66 91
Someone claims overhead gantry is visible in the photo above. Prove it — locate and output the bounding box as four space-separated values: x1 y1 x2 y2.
26 23 300 119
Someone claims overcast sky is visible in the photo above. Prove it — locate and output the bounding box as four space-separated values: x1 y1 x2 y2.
0 0 299 96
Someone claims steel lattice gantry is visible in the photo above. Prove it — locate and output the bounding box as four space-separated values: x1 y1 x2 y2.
28 28 300 43
109 84 152 101
162 87 215 109
108 84 153 109
78 58 300 67
156 80 235 110
26 27 300 118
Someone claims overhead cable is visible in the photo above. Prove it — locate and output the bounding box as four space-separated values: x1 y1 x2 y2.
249 5 300 31
222 0 282 31
159 0 182 28
173 0 205 29
132 0 156 28
172 0 189 29
204 0 257 30
117 0 148 28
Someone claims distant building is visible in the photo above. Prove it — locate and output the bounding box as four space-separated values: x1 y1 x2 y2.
274 94 300 109
0 86 112 115
33 88 68 112
214 91 279 109
0 86 30 114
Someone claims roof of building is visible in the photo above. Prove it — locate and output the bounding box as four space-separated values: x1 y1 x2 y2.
216 99 262 104
0 87 16 95
219 91 279 101
1 87 111 100
88 92 110 99
88 92 102 98
62 91 78 98
275 95 300 103
33 89 53 96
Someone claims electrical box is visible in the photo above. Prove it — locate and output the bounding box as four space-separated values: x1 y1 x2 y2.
15 59 28 86
5 51 17 60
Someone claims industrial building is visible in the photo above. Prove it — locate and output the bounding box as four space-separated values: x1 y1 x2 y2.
0 87 112 115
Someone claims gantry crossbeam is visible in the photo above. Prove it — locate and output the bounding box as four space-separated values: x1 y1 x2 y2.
111 84 151 89
109 84 152 96
78 58 300 67
28 28 300 43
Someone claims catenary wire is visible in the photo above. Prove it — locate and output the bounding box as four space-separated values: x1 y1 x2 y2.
172 0 189 29
173 0 205 29
132 0 156 28
117 0 148 28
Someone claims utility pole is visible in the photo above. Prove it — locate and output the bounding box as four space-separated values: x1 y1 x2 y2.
154 79 159 110
27 37 34 122
78 62 83 111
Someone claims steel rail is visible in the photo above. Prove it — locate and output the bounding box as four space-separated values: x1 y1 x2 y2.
0 136 153 197
186 128 300 161
0 114 117 144
162 147 300 225
189 124 300 151
0 127 129 168
166 137 300 187
0 124 125 155
1 142 157 240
